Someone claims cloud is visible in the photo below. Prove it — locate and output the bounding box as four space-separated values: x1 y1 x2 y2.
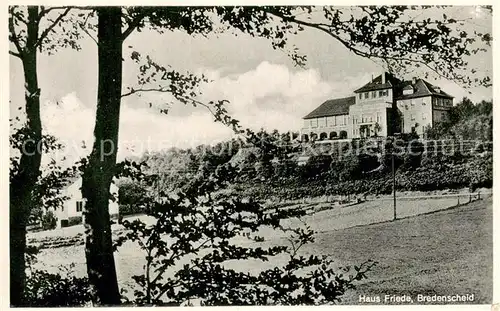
198 61 338 133
40 62 377 165
40 92 234 164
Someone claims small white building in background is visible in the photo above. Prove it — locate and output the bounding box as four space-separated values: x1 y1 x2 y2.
53 177 120 229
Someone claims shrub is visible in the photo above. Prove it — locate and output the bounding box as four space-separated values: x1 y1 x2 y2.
25 268 92 307
68 216 83 227
329 154 361 182
119 204 148 217
41 211 57 230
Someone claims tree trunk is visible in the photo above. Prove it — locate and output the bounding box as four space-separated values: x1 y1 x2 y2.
81 7 122 306
10 7 42 306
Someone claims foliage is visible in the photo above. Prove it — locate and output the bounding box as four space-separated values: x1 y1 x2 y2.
117 180 149 205
136 127 492 203
41 210 57 230
425 98 493 141
9 6 87 56
11 124 76 223
114 162 376 306
23 246 92 307
273 159 299 180
329 154 361 182
24 267 92 307
119 204 147 217
68 216 83 227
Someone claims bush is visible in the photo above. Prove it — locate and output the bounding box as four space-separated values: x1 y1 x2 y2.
25 268 92 307
68 216 83 227
329 154 361 182
119 204 148 216
238 153 492 200
41 211 57 230
24 243 92 307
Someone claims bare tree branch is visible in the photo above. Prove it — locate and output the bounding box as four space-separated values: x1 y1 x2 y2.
38 6 93 20
263 9 449 82
9 50 22 58
78 12 98 45
8 10 24 56
35 7 72 49
9 51 21 58
121 87 168 98
153 239 211 300
121 14 146 41
121 87 218 117
11 10 28 25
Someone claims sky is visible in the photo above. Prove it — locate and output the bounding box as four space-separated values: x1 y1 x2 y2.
9 5 493 165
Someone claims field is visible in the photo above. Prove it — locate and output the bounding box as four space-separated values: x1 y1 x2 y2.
30 193 493 305
299 196 493 304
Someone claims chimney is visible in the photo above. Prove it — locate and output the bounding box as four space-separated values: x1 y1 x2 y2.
381 72 386 84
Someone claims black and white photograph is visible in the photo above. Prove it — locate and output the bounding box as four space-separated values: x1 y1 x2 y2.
7 3 495 308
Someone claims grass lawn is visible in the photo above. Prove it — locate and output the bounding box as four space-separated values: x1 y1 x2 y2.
299 196 493 304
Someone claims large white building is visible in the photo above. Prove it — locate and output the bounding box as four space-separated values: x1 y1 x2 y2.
301 72 453 141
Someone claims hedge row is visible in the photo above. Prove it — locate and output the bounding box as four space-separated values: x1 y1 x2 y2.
238 156 492 201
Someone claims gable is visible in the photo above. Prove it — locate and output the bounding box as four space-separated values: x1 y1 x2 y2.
354 72 403 93
396 79 453 100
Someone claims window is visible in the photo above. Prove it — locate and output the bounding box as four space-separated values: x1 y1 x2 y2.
372 91 377 98
76 201 83 212
327 116 334 127
319 117 326 128
311 119 318 128
61 206 64 212
359 94 362 100
364 92 369 99
379 90 388 97
332 116 337 126
344 116 348 125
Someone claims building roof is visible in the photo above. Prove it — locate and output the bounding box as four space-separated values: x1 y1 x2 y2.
396 79 454 100
402 84 414 91
59 175 80 190
303 96 355 119
354 72 403 93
